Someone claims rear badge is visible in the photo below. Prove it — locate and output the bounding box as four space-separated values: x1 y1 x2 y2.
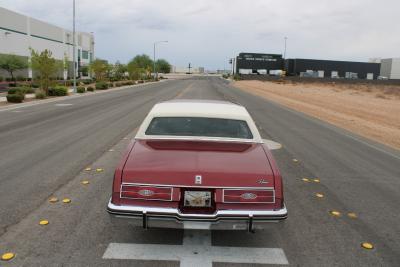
195 175 202 184
258 178 269 184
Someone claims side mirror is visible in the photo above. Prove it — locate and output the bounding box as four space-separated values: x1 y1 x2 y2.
262 139 282 150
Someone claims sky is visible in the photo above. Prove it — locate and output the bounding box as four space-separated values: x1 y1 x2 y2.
1 0 399 70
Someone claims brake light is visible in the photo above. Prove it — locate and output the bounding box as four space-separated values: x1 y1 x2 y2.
223 189 275 203
120 184 173 201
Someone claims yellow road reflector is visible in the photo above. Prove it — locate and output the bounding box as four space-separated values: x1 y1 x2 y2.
81 180 90 185
96 168 104 172
348 212 357 219
292 159 299 163
49 197 58 203
361 242 374 249
1 252 15 261
315 193 324 198
85 167 91 171
123 137 128 140
62 198 71 204
39 220 49 225
313 179 320 183
330 210 341 216
108 149 115 152
302 178 310 182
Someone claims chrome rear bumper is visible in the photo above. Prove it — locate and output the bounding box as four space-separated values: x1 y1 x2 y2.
107 199 287 231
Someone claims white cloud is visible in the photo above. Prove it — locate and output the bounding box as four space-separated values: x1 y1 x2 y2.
1 0 399 69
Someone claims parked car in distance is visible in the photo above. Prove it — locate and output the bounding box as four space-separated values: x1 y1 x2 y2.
107 100 287 232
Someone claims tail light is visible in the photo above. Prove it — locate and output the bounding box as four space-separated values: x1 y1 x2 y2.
223 189 275 203
120 184 173 201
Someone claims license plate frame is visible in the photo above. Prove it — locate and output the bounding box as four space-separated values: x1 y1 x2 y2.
184 191 212 207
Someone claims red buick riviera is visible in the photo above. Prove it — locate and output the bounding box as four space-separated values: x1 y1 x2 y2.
107 100 287 231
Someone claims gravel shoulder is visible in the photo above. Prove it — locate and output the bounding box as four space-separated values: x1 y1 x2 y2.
233 80 400 150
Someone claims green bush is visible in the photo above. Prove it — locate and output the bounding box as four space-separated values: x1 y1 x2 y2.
0 76 3 82
233 74 241 81
87 86 94 92
31 83 40 88
20 87 35 94
82 79 92 85
35 89 46 99
48 86 68 96
77 86 86 93
8 83 17 87
6 93 24 103
16 76 25 81
137 80 144 84
7 88 26 95
95 81 109 90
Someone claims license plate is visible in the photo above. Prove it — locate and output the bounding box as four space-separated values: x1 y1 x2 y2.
184 191 211 207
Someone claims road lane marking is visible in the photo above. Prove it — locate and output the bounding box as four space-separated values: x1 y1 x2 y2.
103 230 288 266
54 103 73 107
1 252 15 261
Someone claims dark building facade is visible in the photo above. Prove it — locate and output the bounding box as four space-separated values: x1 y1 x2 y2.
285 59 381 79
235 53 283 74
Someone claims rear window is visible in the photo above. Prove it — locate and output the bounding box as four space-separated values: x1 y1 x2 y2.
145 117 253 139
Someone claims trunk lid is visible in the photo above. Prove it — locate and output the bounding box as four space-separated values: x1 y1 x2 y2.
122 140 275 188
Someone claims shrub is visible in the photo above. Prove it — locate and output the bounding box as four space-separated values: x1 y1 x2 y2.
0 76 3 82
137 80 144 84
233 74 241 81
48 85 68 96
31 83 40 88
7 87 26 95
95 81 109 90
82 79 92 85
87 86 94 92
35 89 46 99
7 93 24 103
20 87 35 94
77 86 86 93
8 83 17 87
16 76 25 81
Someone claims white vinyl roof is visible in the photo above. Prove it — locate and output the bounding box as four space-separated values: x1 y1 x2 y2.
135 100 263 143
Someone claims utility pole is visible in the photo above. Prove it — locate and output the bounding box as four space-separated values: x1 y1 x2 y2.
72 0 76 93
153 40 168 80
283 37 288 60
188 63 191 74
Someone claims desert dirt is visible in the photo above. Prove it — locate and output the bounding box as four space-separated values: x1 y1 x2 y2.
233 80 400 150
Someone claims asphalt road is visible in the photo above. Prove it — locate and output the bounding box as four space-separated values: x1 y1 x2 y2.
0 76 399 266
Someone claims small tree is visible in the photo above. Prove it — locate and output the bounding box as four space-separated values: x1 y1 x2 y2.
0 54 28 84
156 59 171 73
89 59 108 81
30 48 61 94
128 54 153 79
113 61 127 80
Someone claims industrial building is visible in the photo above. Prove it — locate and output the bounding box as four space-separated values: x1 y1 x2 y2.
235 53 283 75
285 59 380 79
171 65 205 74
0 7 94 79
234 52 399 80
379 58 400 79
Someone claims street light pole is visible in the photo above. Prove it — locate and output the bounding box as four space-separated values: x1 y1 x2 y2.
72 0 76 93
153 40 168 80
283 36 288 60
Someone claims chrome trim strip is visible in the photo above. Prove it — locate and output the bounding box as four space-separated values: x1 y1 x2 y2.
107 199 287 219
120 184 173 201
121 182 274 190
222 188 275 204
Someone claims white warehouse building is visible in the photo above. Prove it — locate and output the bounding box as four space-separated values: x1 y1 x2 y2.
0 6 94 79
380 58 400 80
